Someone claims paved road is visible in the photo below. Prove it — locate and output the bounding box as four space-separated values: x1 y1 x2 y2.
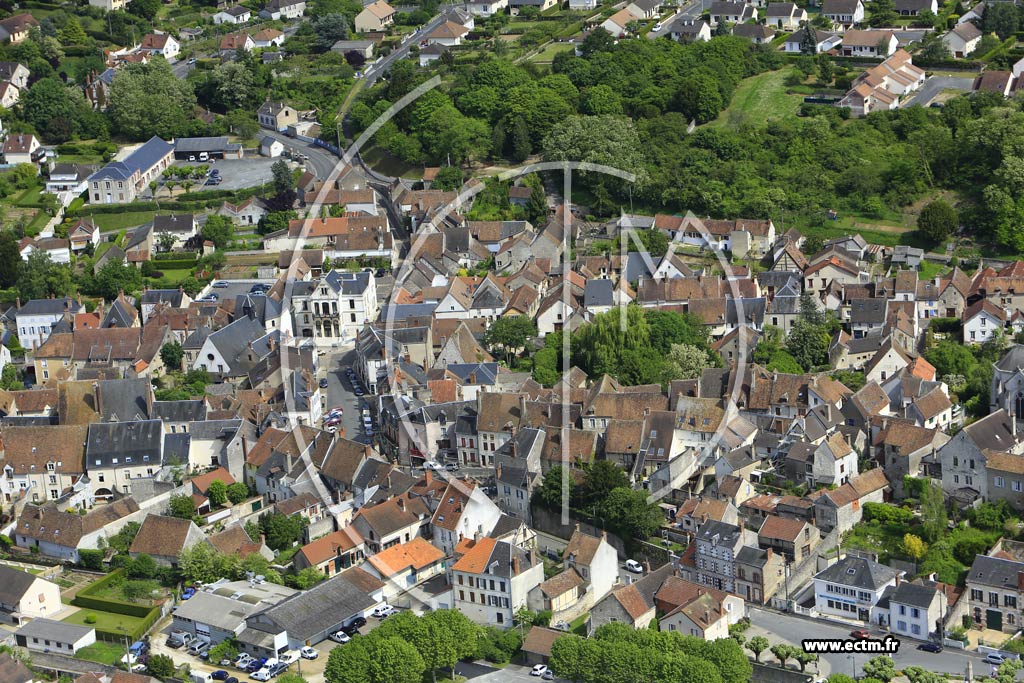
749 607 1009 680
904 75 975 107
323 348 373 445
174 158 283 192
262 130 340 181
361 13 447 88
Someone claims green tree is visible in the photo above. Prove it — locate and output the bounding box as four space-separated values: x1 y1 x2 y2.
599 487 663 540
869 0 896 26
312 13 350 51
257 210 297 236
160 342 184 371
919 31 951 60
419 610 479 683
210 62 256 112
667 343 710 380
208 641 240 666
861 656 896 682
433 166 463 192
0 231 21 288
800 24 818 55
206 480 228 507
276 675 309 683
57 17 87 45
581 84 623 116
108 59 197 140
0 365 24 391
78 548 104 570
580 461 629 509
179 543 239 583
260 512 306 550
917 199 958 244
676 72 725 124
129 0 161 20
146 654 175 678
786 321 829 371
542 115 648 191
367 637 425 683
169 493 195 519
290 567 324 589
747 635 769 662
18 250 72 301
108 521 141 554
324 640 371 683
903 533 927 571
533 465 574 511
793 651 818 673
702 638 753 683
984 1 1020 38
483 315 536 363
771 643 796 668
919 480 947 543
202 215 233 250
817 54 834 84
226 482 249 505
127 553 158 578
88 261 142 300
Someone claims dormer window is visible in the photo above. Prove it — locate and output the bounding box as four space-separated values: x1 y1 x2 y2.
46 462 55 472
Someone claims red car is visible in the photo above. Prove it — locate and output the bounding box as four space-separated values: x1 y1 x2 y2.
850 629 870 639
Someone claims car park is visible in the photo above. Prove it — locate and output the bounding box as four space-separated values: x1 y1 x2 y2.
299 647 318 660
531 665 550 677
625 559 644 573
329 630 351 644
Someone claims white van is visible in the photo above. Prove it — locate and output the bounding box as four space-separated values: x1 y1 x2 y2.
198 152 209 162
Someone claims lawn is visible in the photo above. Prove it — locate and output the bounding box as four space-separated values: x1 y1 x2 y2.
527 42 573 63
153 267 196 284
711 70 805 130
91 211 156 233
63 609 146 634
77 641 127 666
13 184 44 208
361 144 422 179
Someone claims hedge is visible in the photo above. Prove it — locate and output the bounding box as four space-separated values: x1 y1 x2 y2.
72 568 155 618
92 606 162 643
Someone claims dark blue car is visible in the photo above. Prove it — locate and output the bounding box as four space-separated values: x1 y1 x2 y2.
182 587 196 600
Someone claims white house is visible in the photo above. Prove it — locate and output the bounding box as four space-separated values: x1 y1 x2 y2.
601 8 641 37
260 136 284 158
15 297 84 350
15 619 95 653
668 19 712 42
68 218 100 252
213 5 251 23
251 28 285 48
0 566 63 623
764 2 807 29
140 32 180 60
467 0 507 16
888 581 944 641
45 163 92 198
708 0 757 25
841 29 899 57
943 21 982 58
260 0 306 20
814 555 900 624
822 0 865 28
3 134 39 166
569 0 598 9
784 28 842 53
452 538 544 628
964 300 1006 345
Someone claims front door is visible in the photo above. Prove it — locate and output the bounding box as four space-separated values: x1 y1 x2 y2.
987 609 1003 631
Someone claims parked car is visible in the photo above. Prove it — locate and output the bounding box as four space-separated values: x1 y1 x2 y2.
531 665 550 677
129 641 148 656
849 630 870 640
167 632 193 649
212 281 230 288
917 642 942 653
299 647 318 660
205 177 222 186
373 604 396 618
225 678 238 683
250 669 272 682
329 631 351 644
348 616 367 630
445 463 460 472
278 652 298 665
267 663 288 677
212 671 230 680
187 641 210 656
625 559 644 574
319 378 329 389
182 587 196 600
986 653 1007 665
542 672 554 681
233 655 252 669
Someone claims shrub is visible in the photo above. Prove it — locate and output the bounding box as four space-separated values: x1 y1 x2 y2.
84 613 97 624
862 502 914 525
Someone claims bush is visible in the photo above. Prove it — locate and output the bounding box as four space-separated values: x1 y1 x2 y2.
79 549 105 571
84 613 97 624
862 502 914 525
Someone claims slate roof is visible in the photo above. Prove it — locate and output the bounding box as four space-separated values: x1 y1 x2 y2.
584 279 614 308
15 617 94 643
0 564 41 607
86 419 163 468
814 555 898 590
968 554 1024 589
91 137 173 181
256 571 379 641
889 581 938 609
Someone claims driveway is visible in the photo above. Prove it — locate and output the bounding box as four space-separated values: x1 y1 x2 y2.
903 75 975 107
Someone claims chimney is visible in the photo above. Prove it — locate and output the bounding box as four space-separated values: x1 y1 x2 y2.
528 548 537 566
644 560 651 573
575 522 580 533
704 609 710 625
397 497 405 511
496 464 502 480
15 297 20 309
512 556 520 575
473 529 480 542
424 469 432 486
602 529 607 541
259 533 266 547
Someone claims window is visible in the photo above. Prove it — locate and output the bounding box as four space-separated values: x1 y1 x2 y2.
496 612 503 624
997 476 1006 488
1015 481 1023 493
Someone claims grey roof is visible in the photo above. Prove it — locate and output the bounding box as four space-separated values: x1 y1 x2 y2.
623 252 657 283
889 581 939 609
963 409 1018 452
173 592 264 631
101 298 137 328
164 432 191 462
379 303 438 322
765 1 799 14
736 545 772 567
850 298 887 324
256 572 379 640
91 137 173 182
490 512 527 537
332 39 374 49
86 419 164 468
814 555 899 590
126 224 153 250
630 0 661 9
97 378 152 422
183 325 212 350
153 399 206 423
141 288 184 306
584 279 614 308
235 293 282 323
445 362 499 385
767 293 799 315
188 418 244 440
153 214 195 233
695 519 743 546
0 565 41 606
996 345 1024 372
16 297 77 317
174 137 231 153
222 5 250 15
823 0 860 13
728 298 766 326
967 554 1024 589
207 316 275 376
15 618 93 642
846 334 886 354
324 269 371 295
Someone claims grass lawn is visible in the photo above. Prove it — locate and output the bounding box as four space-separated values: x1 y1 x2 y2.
91 211 156 233
13 184 44 208
25 210 49 237
63 609 146 634
77 641 127 666
528 42 573 63
712 70 804 130
361 144 422 179
153 267 194 284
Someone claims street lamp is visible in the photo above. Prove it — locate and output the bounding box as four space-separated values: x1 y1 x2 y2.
848 653 858 681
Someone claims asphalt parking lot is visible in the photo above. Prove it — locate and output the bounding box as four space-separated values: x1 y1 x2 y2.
323 348 372 445
174 158 288 192
196 278 277 303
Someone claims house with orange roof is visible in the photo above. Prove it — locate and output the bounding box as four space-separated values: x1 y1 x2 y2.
452 537 543 627
362 536 445 600
757 514 820 562
293 526 366 577
430 479 503 555
354 0 394 32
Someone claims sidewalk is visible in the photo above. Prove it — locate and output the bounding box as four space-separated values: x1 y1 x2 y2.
746 622 832 679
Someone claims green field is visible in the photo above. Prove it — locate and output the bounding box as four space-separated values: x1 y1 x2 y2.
63 609 146 634
712 70 805 130
91 211 156 233
77 641 128 666
528 42 574 63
